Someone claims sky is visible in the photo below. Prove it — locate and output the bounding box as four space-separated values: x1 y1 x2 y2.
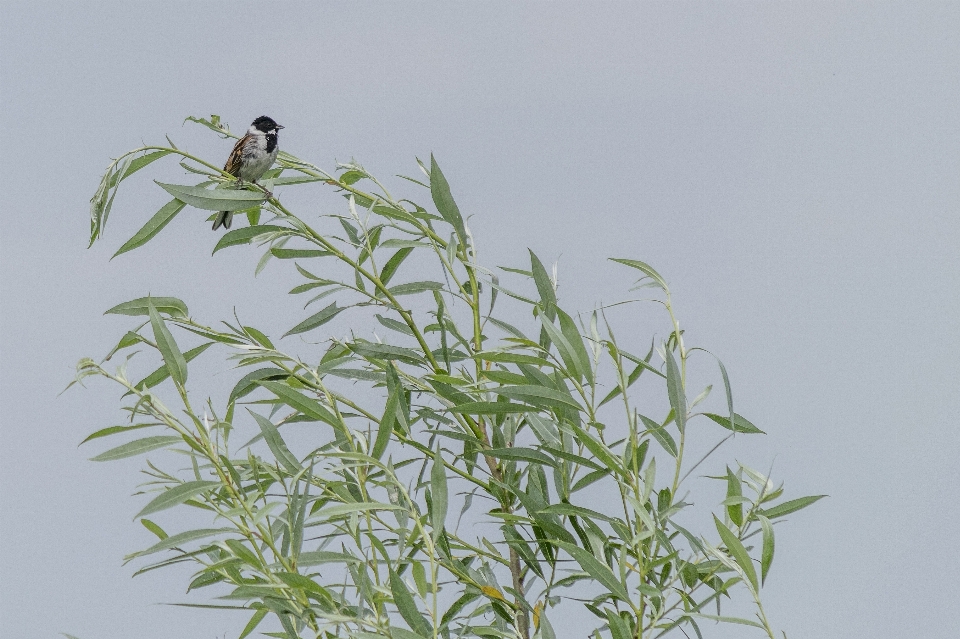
2 2 959 638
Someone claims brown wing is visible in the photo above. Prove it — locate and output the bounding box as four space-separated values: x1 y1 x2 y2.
223 134 250 176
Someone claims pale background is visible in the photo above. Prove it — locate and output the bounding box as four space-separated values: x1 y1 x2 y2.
2 2 959 638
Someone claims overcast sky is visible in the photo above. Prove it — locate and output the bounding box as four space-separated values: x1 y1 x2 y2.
2 2 959 638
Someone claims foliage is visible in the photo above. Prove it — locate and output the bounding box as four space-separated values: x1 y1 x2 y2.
75 115 823 639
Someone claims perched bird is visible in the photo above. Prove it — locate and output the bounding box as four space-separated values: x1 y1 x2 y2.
212 115 284 230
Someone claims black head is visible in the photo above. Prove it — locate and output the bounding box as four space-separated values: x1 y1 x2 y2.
251 116 283 134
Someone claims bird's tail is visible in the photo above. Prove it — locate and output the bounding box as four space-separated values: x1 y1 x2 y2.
212 211 233 231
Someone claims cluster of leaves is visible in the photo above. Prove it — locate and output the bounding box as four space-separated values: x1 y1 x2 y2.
76 116 823 639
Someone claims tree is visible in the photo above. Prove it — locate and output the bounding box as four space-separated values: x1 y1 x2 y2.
75 115 823 639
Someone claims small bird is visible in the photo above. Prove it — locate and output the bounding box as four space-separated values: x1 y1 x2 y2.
212 115 284 231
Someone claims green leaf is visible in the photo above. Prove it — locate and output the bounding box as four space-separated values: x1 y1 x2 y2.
132 342 212 390
140 518 167 539
282 302 345 337
448 402 536 415
713 515 758 592
213 225 291 254
390 569 433 636
489 385 583 412
725 467 743 526
380 247 413 286
315 502 404 518
347 341 426 366
539 316 583 381
610 258 669 292
758 514 775 585
431 443 448 541
113 199 187 258
556 308 593 385
90 435 182 461
135 481 219 518
79 423 159 445
270 247 332 259
228 367 288 403
372 364 401 459
539 503 614 523
663 347 686 433
483 447 558 468
105 296 188 319
156 181 266 211
529 250 557 315
388 281 445 296
238 609 268 639
276 572 333 600
552 540 631 603
759 495 827 519
703 412 765 434
430 155 467 245
148 299 187 386
248 410 301 474
256 380 339 426
133 527 232 558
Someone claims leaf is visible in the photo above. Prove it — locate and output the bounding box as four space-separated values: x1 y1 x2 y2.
149 299 187 386
551 540 631 603
388 281 445 296
256 380 338 426
105 296 188 319
663 347 686 433
270 247 332 259
429 155 467 244
482 447 558 468
448 402 536 415
556 308 593 385
135 481 219 518
347 341 426 366
132 342 212 390
79 423 159 445
610 258 669 292
248 410 301 474
113 199 187 257
228 367 288 403
758 514 775 585
380 247 413 286
703 412 765 434
238 609 268 639
713 515 758 592
759 495 827 519
529 250 557 314
431 443 448 541
282 302 345 337
133 527 233 558
725 467 743 526
90 436 182 461
490 385 583 412
156 181 266 211
390 569 432 636
373 365 400 459
140 518 167 539
213 225 291 254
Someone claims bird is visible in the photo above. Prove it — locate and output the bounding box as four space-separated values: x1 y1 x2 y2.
212 115 284 231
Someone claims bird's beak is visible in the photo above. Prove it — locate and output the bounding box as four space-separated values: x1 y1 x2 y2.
276 124 285 130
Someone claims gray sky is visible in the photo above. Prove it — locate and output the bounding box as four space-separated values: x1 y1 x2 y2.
2 2 959 638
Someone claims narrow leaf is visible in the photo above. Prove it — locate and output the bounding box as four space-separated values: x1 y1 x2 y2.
390 569 433 636
552 540 631 602
149 299 187 385
760 495 827 519
248 410 301 474
430 155 467 244
283 302 344 337
213 225 291 254
113 199 187 257
135 481 219 518
663 347 686 433
90 436 181 461
713 515 759 592
758 514 775 585
105 296 188 319
156 181 266 211
431 444 448 541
